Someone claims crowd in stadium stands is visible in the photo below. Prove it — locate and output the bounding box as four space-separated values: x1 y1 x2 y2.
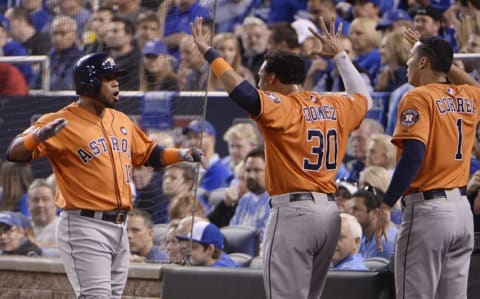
1 0 480 272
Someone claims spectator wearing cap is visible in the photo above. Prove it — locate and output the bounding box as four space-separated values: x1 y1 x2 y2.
351 189 397 260
0 211 42 256
183 120 233 212
375 9 413 33
140 39 179 91
335 179 358 214
307 0 350 36
176 219 238 267
409 5 458 51
331 213 368 270
0 14 34 87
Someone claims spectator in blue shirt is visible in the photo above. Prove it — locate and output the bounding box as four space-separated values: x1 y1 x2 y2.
349 17 382 80
332 213 368 270
230 148 270 242
127 210 169 263
160 0 211 60
182 120 233 212
0 16 34 86
307 0 350 35
351 189 397 260
177 219 238 267
20 0 52 32
48 16 82 90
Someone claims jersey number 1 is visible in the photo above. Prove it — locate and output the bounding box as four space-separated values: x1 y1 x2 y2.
455 118 463 160
303 129 338 171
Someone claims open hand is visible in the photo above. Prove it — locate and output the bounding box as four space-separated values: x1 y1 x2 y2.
190 17 210 55
308 17 345 58
404 28 422 47
36 118 68 142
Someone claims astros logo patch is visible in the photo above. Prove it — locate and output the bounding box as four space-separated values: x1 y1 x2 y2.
400 109 419 127
265 92 281 104
120 127 128 135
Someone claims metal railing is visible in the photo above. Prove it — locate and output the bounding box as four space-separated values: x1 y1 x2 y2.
0 55 50 92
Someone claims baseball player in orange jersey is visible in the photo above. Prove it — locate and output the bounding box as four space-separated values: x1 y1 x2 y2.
377 33 478 299
6 53 207 298
191 17 372 299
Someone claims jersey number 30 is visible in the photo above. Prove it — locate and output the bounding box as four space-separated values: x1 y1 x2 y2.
303 129 338 171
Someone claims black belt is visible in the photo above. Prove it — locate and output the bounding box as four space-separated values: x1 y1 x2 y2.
79 210 127 224
422 187 466 200
289 192 335 202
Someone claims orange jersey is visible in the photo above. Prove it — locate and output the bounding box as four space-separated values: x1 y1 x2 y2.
251 90 368 195
393 83 480 192
21 102 156 211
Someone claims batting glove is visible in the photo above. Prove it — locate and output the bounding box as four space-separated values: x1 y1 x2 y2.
36 118 68 142
179 148 208 169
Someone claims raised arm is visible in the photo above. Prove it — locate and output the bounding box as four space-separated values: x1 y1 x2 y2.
190 17 261 115
309 18 372 109
7 118 68 162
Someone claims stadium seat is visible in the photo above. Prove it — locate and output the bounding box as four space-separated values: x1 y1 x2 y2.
229 252 253 267
221 225 258 256
153 223 169 246
363 257 390 272
249 256 263 269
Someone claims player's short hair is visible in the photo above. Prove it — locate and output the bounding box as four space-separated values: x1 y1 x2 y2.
128 209 154 229
417 36 453 74
264 51 306 84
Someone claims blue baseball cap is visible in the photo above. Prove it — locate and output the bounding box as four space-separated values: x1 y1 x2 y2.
376 9 412 30
176 221 224 250
142 39 168 56
0 212 21 227
182 120 216 137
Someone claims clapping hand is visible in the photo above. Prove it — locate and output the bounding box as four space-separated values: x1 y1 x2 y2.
308 17 345 58
404 28 422 47
179 147 208 169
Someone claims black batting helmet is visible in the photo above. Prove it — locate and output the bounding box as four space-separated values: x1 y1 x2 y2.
73 53 126 97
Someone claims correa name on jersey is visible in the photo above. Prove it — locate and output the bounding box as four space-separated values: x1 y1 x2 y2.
435 96 477 114
302 105 337 122
77 136 130 164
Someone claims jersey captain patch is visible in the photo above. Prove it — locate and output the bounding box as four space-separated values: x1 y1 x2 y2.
400 109 419 127
265 91 281 104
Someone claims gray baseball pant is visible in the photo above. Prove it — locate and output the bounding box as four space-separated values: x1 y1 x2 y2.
263 192 340 299
56 211 130 299
395 188 474 299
